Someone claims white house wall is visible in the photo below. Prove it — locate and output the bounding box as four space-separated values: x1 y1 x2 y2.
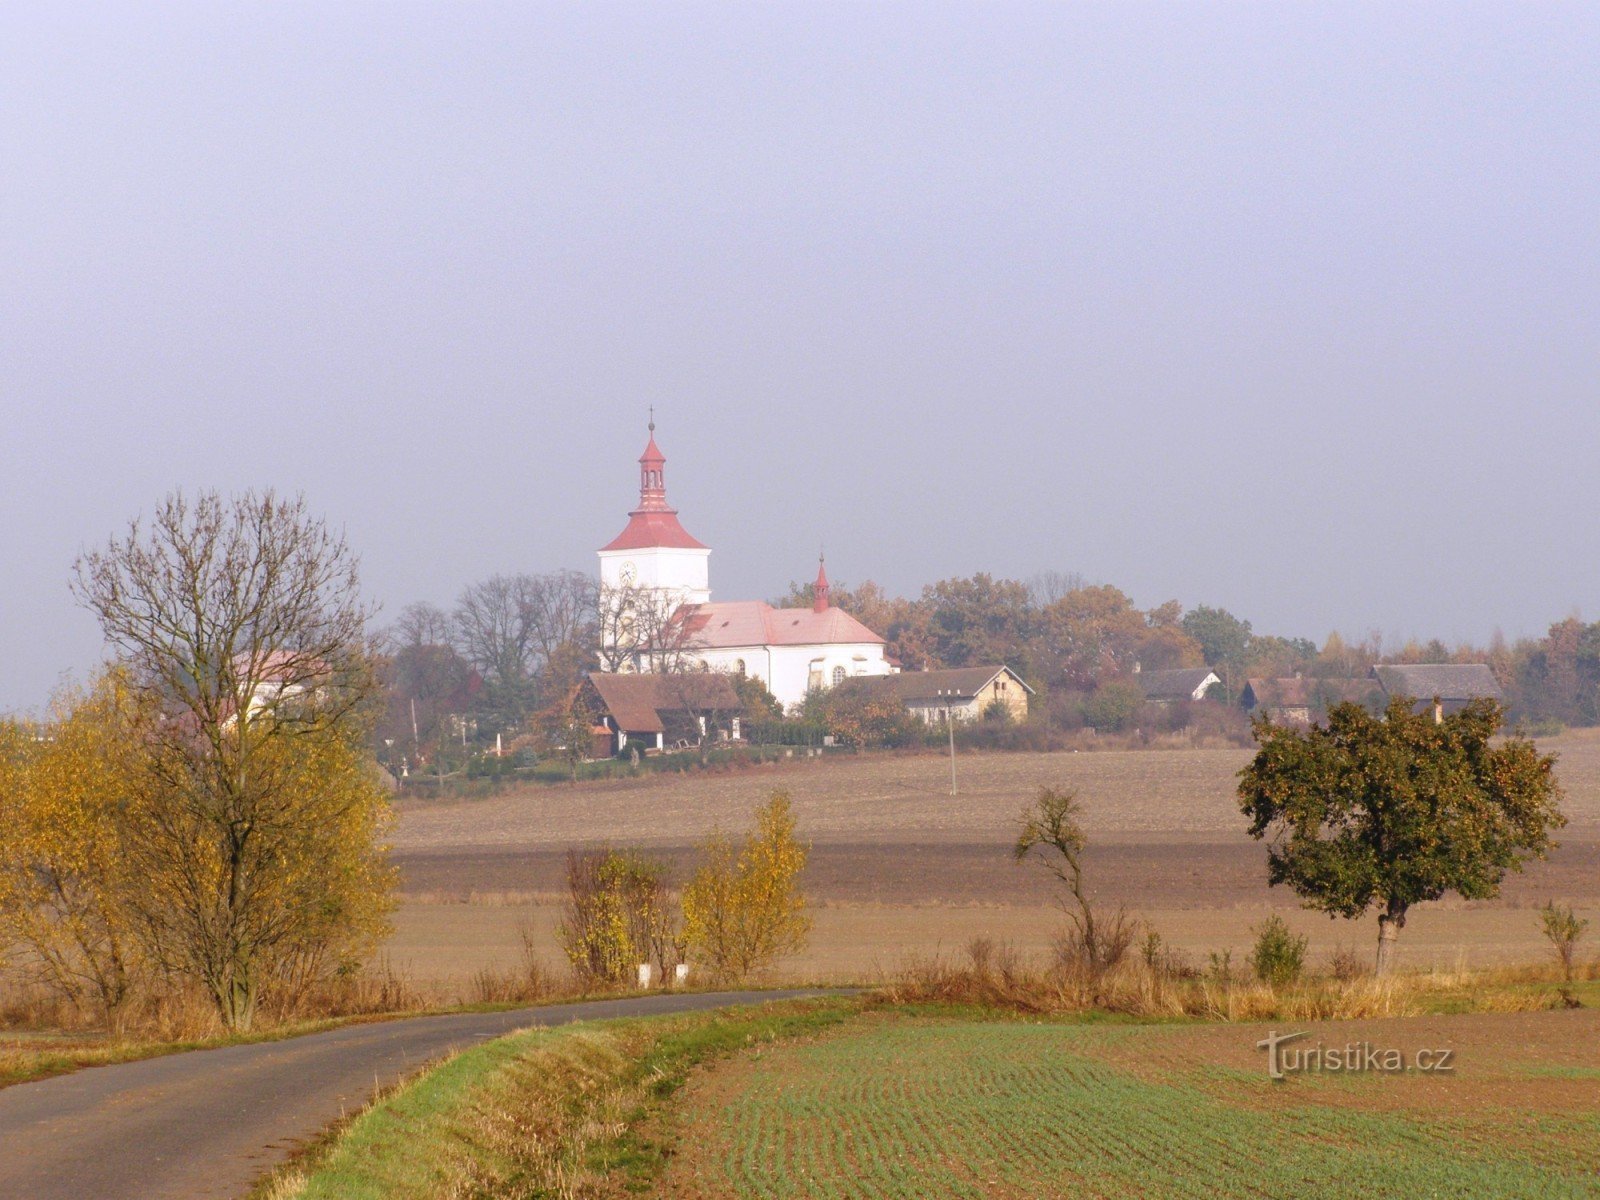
674 641 893 712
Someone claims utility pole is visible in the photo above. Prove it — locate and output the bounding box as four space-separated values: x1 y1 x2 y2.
938 688 958 795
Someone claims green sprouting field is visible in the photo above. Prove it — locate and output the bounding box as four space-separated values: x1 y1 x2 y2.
661 1014 1600 1199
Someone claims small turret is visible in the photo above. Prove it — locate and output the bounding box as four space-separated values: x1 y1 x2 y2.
813 555 830 613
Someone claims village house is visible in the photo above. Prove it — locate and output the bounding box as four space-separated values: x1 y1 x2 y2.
847 665 1033 724
1370 663 1503 720
1240 676 1381 725
583 672 743 757
596 421 897 711
1136 666 1222 704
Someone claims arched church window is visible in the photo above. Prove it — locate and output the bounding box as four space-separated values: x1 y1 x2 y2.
735 659 746 675
832 665 846 686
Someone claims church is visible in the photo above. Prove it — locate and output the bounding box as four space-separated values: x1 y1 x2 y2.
597 421 897 711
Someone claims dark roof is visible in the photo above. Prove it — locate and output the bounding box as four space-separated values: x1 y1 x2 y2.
1242 677 1380 709
850 665 1033 703
1370 663 1502 703
1137 668 1218 701
588 672 741 733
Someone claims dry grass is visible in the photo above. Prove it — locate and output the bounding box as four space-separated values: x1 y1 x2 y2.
878 937 1600 1022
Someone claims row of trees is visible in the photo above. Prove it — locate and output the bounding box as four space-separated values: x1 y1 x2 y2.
774 572 1600 731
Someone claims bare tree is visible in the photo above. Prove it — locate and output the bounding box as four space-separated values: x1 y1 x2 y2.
390 601 453 650
1027 570 1088 609
595 582 691 673
72 490 391 1030
522 570 598 674
453 575 536 689
1015 786 1132 980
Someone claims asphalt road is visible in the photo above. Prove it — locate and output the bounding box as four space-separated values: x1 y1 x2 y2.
0 988 835 1200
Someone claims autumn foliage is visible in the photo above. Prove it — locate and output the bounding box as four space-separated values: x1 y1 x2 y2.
682 791 811 982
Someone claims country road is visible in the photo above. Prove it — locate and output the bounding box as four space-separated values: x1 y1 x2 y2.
0 988 836 1200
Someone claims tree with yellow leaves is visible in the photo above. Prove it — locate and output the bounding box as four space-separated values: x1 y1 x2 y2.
681 791 810 982
0 673 149 1029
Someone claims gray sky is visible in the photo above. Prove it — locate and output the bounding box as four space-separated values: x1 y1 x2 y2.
3 2 1597 712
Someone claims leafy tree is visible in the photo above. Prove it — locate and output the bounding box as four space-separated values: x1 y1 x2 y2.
1238 697 1564 975
0 673 149 1028
918 574 1036 670
681 791 810 981
809 683 919 748
1181 606 1253 700
1038 586 1150 688
72 489 394 1029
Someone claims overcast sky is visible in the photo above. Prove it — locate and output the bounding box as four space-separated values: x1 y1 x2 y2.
3 2 1597 712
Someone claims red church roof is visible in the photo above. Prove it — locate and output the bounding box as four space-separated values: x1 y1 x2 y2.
675 601 884 649
600 511 708 552
599 422 708 552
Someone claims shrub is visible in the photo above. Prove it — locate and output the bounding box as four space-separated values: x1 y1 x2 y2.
1326 944 1369 983
1081 681 1145 733
1538 901 1589 983
557 850 677 987
681 791 810 982
1249 915 1308 987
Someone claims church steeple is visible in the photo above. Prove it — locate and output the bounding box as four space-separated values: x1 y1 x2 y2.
813 555 830 613
599 414 709 555
637 410 671 512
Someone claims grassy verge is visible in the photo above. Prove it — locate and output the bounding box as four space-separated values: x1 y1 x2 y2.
257 996 859 1200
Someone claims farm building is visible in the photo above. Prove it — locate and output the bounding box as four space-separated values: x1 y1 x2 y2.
847 665 1033 724
1136 667 1221 704
584 672 742 756
1240 677 1381 726
1370 663 1503 719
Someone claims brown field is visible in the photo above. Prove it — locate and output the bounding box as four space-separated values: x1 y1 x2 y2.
385 731 1600 986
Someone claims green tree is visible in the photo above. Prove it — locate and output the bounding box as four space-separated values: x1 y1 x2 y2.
1238 697 1564 976
1180 606 1253 701
1081 680 1145 732
917 574 1035 670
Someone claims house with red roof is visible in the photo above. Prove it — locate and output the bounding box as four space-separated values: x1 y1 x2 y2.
596 420 896 711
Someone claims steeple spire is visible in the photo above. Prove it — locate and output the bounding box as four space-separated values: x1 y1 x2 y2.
637 415 670 512
813 553 831 613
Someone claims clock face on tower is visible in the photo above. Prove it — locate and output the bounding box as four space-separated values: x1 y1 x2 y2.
619 561 637 586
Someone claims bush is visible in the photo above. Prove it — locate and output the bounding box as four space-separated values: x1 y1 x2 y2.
1249 915 1308 987
1538 901 1589 982
556 850 678 987
1081 681 1145 733
681 791 810 981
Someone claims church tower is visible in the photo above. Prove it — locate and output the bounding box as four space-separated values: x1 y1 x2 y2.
597 419 711 606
